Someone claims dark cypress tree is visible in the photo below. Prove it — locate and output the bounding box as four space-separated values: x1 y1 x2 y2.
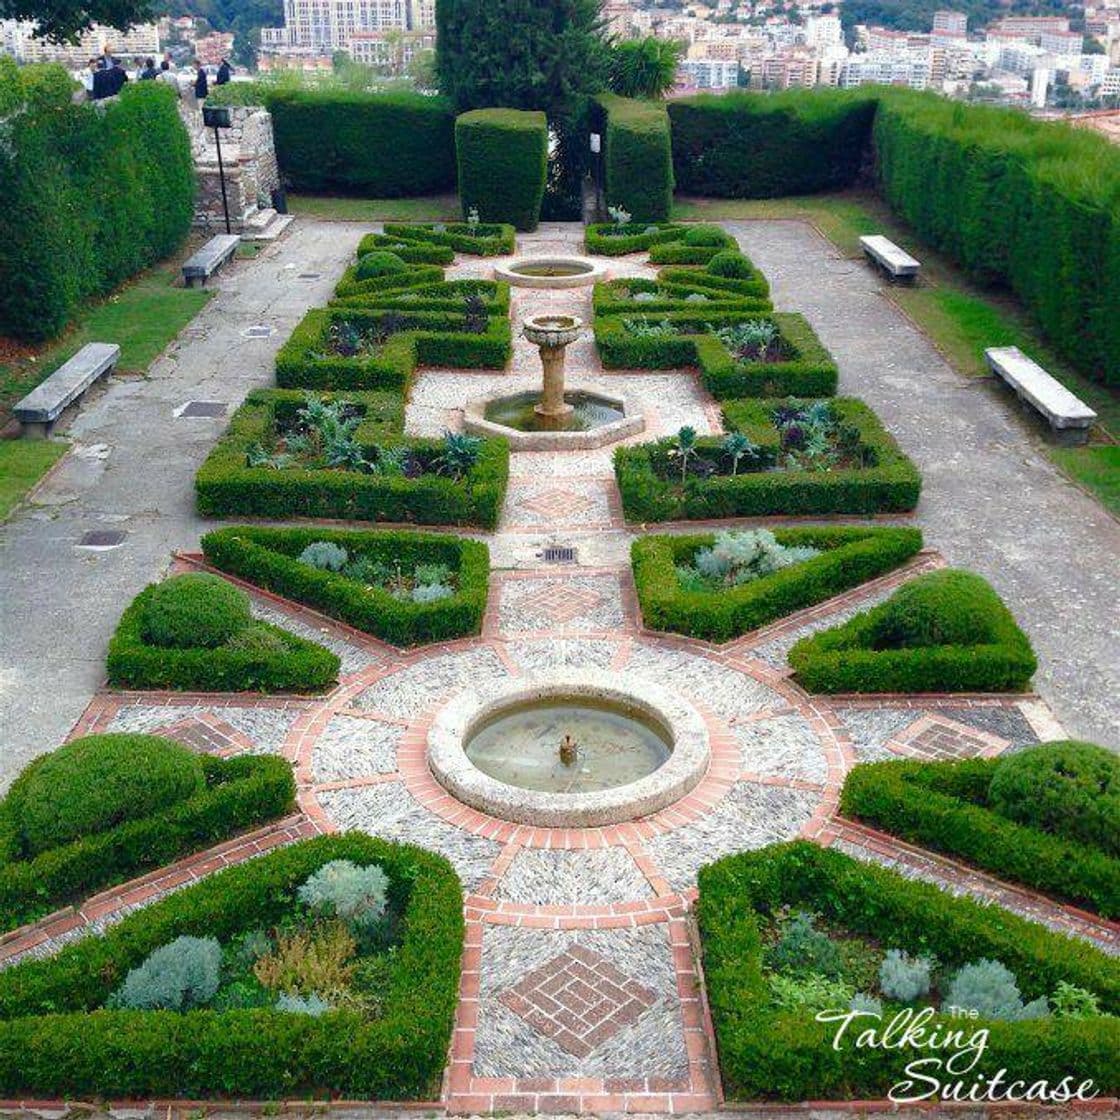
435 0 609 216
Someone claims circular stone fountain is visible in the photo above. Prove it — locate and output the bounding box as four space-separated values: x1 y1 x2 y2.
428 671 709 827
464 314 645 449
494 255 608 289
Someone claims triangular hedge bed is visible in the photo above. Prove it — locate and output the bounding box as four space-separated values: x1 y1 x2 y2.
201 526 490 648
631 526 923 643
788 569 1037 693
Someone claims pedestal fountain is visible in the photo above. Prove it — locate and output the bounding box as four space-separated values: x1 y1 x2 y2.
523 313 582 427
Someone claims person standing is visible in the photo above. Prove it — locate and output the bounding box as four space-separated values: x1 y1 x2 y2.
92 60 114 98
193 59 208 101
108 56 129 96
140 57 158 79
216 57 231 85
82 58 98 97
158 59 181 96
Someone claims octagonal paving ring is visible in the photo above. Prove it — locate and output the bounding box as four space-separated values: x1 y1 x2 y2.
428 670 709 827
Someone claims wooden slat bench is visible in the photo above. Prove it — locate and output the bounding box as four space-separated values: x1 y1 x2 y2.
985 346 1097 445
13 343 120 438
182 234 240 288
860 235 920 282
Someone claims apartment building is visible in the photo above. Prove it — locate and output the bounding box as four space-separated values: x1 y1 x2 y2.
261 0 432 54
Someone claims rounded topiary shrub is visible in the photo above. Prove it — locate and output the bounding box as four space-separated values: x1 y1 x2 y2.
988 740 1120 856
869 570 999 650
683 224 728 247
708 250 753 279
5 733 206 856
140 573 252 649
354 250 408 280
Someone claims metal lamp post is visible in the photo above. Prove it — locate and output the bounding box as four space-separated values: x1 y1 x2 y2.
202 104 233 235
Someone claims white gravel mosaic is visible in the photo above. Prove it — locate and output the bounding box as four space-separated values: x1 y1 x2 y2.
504 638 618 673
351 647 512 718
646 781 819 891
732 711 829 783
495 847 654 905
106 703 300 753
251 601 381 676
311 713 402 783
626 643 782 721
473 924 689 1080
317 782 501 890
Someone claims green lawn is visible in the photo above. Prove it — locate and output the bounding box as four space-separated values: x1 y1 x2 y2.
675 191 1120 514
0 259 212 517
287 194 461 222
0 440 66 520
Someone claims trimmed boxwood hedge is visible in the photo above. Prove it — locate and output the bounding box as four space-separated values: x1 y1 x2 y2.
585 222 684 256
383 221 516 256
266 89 456 196
697 314 838 398
841 756 1120 918
195 390 508 530
0 833 463 1100
596 309 794 370
698 841 1120 1102
333 279 511 315
789 569 1036 693
0 753 295 935
333 262 446 301
274 306 511 391
595 94 674 223
592 276 770 317
0 63 194 342
669 89 878 198
356 234 455 266
632 526 922 643
615 398 921 521
455 108 548 232
202 526 490 648
648 233 737 265
106 584 340 694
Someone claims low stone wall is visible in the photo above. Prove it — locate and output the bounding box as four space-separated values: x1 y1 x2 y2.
181 102 280 231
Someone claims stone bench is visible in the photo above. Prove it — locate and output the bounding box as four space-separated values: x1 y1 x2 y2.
860 235 920 282
985 346 1097 445
182 233 240 288
14 343 120 438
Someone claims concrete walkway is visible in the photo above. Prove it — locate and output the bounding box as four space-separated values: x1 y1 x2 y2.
730 221 1120 750
0 221 365 784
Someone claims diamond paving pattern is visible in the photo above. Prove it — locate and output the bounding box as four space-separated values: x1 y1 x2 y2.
517 583 602 625
499 944 658 1058
890 714 1009 760
519 488 595 519
155 714 252 755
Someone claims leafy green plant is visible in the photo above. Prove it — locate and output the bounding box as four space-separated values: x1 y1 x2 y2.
608 204 632 227
1050 981 1102 1020
299 541 349 572
765 911 844 979
945 959 1050 1021
298 859 389 939
721 432 757 476
435 431 482 480
708 251 754 279
681 529 819 590
769 971 854 1012
668 425 698 483
276 992 332 1016
607 36 682 99
878 949 932 1002
109 936 222 1011
254 923 357 999
355 251 408 281
622 317 679 339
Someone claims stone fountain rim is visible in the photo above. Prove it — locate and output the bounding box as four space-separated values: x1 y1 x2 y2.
462 381 646 451
495 255 609 289
428 669 710 828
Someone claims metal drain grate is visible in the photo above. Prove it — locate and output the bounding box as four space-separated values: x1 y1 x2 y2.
78 530 126 549
297 272 322 280
244 325 273 338
541 545 577 564
179 401 227 418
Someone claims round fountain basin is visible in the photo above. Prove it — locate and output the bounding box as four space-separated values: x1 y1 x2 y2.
428 671 710 827
523 313 583 348
465 697 671 794
495 256 608 289
464 383 645 450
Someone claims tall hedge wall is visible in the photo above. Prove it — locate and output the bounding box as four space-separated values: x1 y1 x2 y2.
874 93 1120 387
0 61 194 342
267 89 456 196
595 94 673 222
455 108 548 231
668 89 877 198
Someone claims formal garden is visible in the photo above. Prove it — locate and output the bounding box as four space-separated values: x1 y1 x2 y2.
0 2 1117 1114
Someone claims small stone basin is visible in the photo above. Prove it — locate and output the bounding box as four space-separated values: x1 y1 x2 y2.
495 256 608 289
464 383 645 450
523 313 583 349
428 671 710 827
